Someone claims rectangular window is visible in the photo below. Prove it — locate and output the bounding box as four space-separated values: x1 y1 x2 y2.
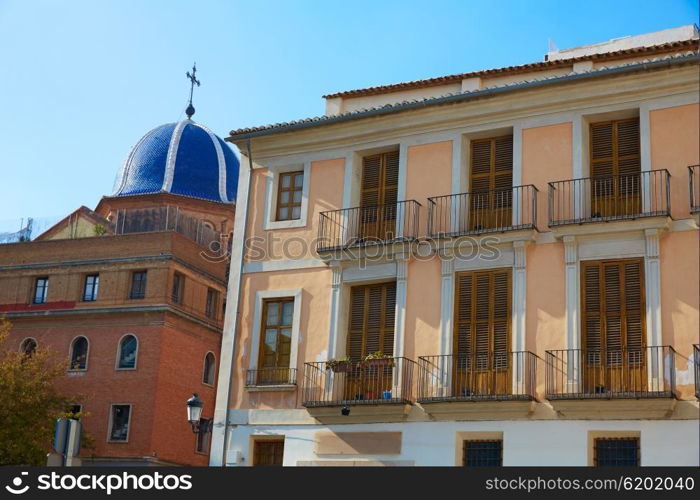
463 440 503 466
253 439 284 466
582 258 646 394
276 171 304 221
109 405 131 442
359 151 399 240
453 269 511 396
83 274 99 302
171 272 184 304
196 419 212 453
33 277 49 304
590 118 641 217
594 438 639 466
130 271 147 299
206 288 219 319
256 298 294 384
469 136 513 230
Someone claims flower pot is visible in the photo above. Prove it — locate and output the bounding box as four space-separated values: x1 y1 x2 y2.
381 390 392 400
327 362 352 373
364 358 393 367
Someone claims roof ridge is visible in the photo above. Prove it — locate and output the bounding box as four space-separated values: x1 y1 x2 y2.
322 39 699 99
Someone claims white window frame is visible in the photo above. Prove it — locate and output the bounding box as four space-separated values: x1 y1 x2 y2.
202 351 216 386
107 403 132 443
68 335 90 372
248 289 302 376
263 163 310 230
115 333 139 371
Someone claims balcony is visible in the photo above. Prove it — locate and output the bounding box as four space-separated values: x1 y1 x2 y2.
301 357 415 422
694 344 700 399
245 368 297 391
316 200 421 253
427 185 538 238
548 169 670 227
545 346 677 418
689 165 700 213
417 352 538 419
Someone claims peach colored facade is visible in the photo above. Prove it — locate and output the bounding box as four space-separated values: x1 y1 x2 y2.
211 28 700 466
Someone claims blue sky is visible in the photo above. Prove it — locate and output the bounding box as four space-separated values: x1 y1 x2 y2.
0 0 697 233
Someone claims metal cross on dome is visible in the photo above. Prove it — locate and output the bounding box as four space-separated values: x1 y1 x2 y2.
185 63 200 119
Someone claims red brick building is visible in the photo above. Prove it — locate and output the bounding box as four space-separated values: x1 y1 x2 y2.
0 116 238 465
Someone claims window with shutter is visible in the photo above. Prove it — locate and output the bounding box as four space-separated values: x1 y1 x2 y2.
590 118 641 218
345 282 396 400
359 151 399 241
581 258 646 394
469 136 513 230
253 439 285 466
453 269 511 397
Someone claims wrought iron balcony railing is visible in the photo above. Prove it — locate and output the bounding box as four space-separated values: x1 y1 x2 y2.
548 170 670 226
545 346 676 399
246 368 297 387
427 185 538 238
302 357 416 407
417 352 538 402
689 165 700 214
316 200 421 253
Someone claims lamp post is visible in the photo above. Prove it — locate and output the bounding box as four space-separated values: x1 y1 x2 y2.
186 393 210 434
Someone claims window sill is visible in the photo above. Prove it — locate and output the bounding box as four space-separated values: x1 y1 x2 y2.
202 382 215 388
264 219 307 231
107 440 129 444
245 384 297 392
116 367 137 371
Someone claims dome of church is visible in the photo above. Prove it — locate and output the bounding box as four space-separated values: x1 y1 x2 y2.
112 119 239 203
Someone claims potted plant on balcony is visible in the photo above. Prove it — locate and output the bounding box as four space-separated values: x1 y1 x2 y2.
325 356 352 373
362 351 395 368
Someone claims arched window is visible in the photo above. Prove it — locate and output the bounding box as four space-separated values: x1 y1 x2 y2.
117 334 138 369
202 352 216 385
20 338 37 356
69 336 89 370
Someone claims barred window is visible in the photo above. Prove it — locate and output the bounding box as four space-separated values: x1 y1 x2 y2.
463 440 503 466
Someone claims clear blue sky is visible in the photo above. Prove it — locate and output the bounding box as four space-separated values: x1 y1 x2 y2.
0 0 697 233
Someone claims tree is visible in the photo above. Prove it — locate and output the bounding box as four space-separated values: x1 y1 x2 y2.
0 316 84 465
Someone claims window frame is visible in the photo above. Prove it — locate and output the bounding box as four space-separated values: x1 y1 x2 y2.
19 337 38 356
205 288 219 319
263 163 310 230
275 170 304 222
593 437 640 467
171 272 185 304
33 277 49 304
462 439 503 467
202 351 216 386
195 418 212 454
68 336 90 372
83 274 100 302
251 436 285 466
129 270 148 300
107 404 132 443
248 290 302 385
116 334 139 370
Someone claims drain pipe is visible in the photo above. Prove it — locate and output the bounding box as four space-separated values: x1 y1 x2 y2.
210 138 254 466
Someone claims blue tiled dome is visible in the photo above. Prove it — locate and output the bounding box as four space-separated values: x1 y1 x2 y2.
113 120 239 203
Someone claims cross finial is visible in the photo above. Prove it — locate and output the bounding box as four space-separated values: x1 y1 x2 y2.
185 63 200 119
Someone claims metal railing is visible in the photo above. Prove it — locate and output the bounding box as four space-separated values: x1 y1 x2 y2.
317 200 421 252
302 357 416 406
246 368 297 386
548 170 670 226
114 206 222 249
694 345 700 399
417 352 538 402
545 346 676 399
427 185 538 238
690 166 700 213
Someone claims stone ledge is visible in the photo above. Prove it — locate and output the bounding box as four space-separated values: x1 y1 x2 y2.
305 403 412 424
419 400 536 420
549 397 677 419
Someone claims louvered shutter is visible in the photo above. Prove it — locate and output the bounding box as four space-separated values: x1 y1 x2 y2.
346 282 396 361
470 137 513 229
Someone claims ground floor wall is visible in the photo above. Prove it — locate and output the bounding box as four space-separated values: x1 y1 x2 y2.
222 408 699 467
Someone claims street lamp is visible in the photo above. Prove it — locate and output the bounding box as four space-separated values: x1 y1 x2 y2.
186 393 209 434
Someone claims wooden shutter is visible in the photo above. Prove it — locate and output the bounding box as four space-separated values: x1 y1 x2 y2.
361 151 399 208
590 118 640 186
470 136 513 193
454 269 511 365
581 258 646 353
253 439 284 466
346 282 396 361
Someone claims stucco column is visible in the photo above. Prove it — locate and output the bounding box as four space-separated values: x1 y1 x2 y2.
640 103 653 213
644 228 663 389
393 253 409 359
512 241 528 394
438 249 454 398
563 235 580 393
326 262 343 359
